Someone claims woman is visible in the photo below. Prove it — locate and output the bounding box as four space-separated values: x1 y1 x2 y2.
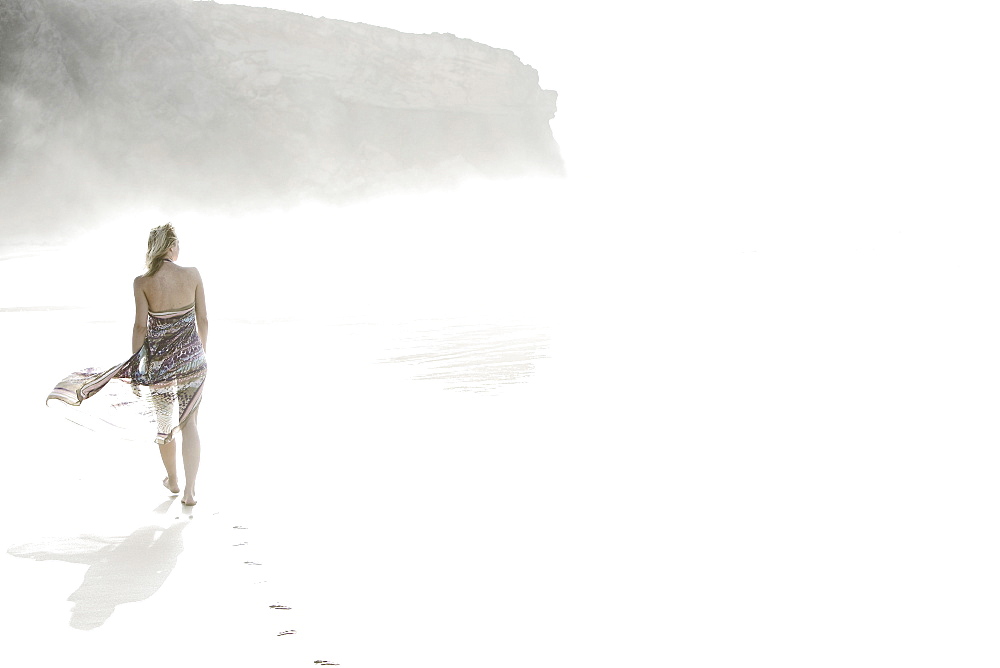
47 224 208 505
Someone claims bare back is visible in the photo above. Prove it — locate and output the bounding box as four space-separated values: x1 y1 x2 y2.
132 260 209 355
137 262 201 312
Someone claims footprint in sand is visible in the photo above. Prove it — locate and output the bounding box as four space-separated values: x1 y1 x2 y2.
229 525 302 643
314 662 339 666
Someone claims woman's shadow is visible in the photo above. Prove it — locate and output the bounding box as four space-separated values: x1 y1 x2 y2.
7 499 189 630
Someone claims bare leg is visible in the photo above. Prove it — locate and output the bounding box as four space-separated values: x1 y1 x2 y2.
159 438 180 494
152 390 180 494
180 408 201 505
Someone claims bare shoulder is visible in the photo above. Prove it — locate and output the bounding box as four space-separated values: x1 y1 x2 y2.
185 266 203 281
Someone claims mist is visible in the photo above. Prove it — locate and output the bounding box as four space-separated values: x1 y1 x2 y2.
0 0 562 242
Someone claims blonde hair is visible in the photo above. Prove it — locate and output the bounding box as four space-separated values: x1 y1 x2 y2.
144 223 178 276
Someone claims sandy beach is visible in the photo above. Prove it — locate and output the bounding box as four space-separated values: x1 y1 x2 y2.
4 162 1000 666
5 145 1000 667
0 174 671 667
1 309 611 668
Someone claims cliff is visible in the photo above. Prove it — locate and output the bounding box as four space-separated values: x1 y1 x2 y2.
0 0 561 232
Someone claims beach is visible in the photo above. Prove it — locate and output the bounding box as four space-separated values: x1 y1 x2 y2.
4 176 1000 666
0 173 673 667
5 152 1000 666
1 311 617 668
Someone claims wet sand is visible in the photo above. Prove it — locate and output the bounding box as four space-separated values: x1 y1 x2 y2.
1 300 653 668
4 166 999 666
0 173 670 666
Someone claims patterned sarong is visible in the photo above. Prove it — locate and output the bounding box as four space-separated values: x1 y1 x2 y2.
47 304 207 444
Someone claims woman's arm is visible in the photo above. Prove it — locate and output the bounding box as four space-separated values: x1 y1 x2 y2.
193 269 209 352
132 277 149 354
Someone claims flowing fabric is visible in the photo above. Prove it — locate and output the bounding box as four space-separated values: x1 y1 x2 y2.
47 304 207 444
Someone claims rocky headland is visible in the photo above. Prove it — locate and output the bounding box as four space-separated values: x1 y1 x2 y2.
0 0 561 234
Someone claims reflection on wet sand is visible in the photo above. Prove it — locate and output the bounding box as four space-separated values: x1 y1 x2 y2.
378 322 549 392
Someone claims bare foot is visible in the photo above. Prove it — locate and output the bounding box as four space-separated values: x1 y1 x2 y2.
181 490 197 506
163 477 180 494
